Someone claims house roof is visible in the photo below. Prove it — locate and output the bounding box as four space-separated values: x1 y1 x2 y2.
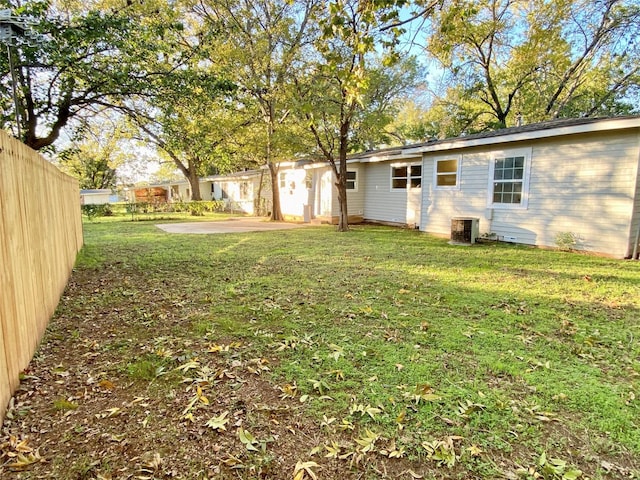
403 115 640 155
346 116 640 162
80 189 112 194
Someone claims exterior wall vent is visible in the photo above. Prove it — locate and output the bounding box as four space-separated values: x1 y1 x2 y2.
450 217 480 245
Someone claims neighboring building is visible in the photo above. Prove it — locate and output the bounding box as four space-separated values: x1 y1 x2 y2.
129 169 272 216
80 189 116 205
210 169 271 216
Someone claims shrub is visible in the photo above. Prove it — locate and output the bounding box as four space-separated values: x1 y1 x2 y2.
189 201 206 216
555 232 581 251
81 204 112 220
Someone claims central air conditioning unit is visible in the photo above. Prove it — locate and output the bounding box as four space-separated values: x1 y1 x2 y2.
450 217 480 244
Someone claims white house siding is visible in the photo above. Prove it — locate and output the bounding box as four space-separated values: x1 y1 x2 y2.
420 130 640 257
523 132 639 256
330 164 366 217
199 180 216 201
80 191 112 205
317 168 333 217
167 183 191 201
279 167 315 218
420 150 492 236
632 141 640 256
363 161 421 225
214 174 262 215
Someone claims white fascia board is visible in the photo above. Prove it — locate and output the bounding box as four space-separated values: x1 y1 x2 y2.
403 117 640 155
303 162 331 170
348 152 422 164
276 161 298 169
143 181 184 188
218 169 263 180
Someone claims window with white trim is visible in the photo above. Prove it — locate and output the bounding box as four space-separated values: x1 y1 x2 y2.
279 172 286 189
435 158 459 187
493 156 524 203
488 148 531 208
346 170 358 190
391 164 421 189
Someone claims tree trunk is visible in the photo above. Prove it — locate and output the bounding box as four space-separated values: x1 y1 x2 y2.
268 162 284 221
188 169 202 201
336 116 350 232
255 169 265 216
336 181 349 232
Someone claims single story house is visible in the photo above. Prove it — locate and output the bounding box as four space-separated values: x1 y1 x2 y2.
276 116 640 258
127 116 639 258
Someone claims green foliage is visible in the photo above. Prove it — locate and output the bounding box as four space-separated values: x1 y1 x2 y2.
125 201 224 216
53 398 79 411
298 0 431 229
1 0 188 150
56 118 134 189
81 204 113 220
194 0 320 219
425 0 640 136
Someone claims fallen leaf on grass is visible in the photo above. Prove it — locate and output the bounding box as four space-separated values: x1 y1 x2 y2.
221 454 244 467
98 379 115 390
205 411 230 432
96 407 121 419
354 429 379 453
293 460 319 480
401 469 423 479
238 428 259 451
175 359 200 373
6 452 42 471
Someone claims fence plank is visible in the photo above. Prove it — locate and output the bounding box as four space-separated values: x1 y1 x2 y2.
0 131 83 420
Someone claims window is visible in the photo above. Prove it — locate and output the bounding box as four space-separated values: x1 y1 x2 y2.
346 170 357 190
492 156 524 204
488 148 531 208
392 164 422 189
279 172 286 189
436 159 458 187
305 171 313 190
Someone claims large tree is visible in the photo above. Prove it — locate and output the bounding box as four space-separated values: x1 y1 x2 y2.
120 70 240 201
424 0 640 135
56 119 128 190
297 0 437 231
191 0 319 220
0 0 185 150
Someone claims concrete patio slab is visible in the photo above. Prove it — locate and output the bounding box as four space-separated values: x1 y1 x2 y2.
155 217 310 234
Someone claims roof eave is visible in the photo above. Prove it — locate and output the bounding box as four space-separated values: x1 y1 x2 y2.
403 117 640 155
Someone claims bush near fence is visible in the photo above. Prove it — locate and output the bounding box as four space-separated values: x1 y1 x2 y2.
0 131 83 421
126 200 225 216
81 200 227 220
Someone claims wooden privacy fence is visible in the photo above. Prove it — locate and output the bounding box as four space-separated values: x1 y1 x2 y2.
0 131 83 420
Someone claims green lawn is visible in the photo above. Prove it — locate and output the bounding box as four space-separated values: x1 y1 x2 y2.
4 217 639 479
